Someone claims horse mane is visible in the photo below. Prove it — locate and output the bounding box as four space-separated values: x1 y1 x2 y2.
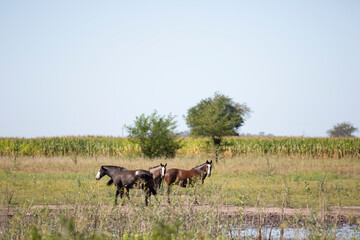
103 165 126 170
148 165 160 170
193 163 206 169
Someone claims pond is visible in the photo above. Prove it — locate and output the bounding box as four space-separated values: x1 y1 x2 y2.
231 224 360 239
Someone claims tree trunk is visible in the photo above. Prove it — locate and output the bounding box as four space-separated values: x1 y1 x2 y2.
212 137 222 163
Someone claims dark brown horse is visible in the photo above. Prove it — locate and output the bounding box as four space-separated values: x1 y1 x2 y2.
105 163 167 189
95 165 157 206
148 163 167 189
164 160 212 203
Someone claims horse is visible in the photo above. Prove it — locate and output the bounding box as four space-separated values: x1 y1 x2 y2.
164 160 212 203
148 163 167 189
95 165 157 206
105 163 167 189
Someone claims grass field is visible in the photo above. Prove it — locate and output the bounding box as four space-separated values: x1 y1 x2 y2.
1 155 359 208
1 139 360 239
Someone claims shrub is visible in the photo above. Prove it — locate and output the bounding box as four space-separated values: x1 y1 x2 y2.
126 111 182 158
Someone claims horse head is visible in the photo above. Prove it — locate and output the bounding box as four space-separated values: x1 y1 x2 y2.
206 160 212 177
160 163 167 178
96 166 107 180
194 160 213 177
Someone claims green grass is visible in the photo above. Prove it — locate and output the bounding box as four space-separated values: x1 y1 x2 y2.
1 172 100 205
1 155 359 208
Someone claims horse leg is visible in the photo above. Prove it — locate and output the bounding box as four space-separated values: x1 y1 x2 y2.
193 186 199 205
115 190 120 205
115 182 124 205
118 188 126 206
202 174 206 184
191 178 199 205
125 188 130 200
148 190 152 204
148 184 160 204
119 190 124 199
167 185 171 204
146 183 156 206
145 189 149 206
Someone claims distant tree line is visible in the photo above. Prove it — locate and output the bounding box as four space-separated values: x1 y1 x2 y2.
125 92 358 160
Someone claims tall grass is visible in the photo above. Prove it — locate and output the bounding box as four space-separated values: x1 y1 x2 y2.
1 187 234 239
1 136 359 159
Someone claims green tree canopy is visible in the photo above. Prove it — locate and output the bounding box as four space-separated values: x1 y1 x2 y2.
327 122 358 137
185 92 250 161
126 111 182 158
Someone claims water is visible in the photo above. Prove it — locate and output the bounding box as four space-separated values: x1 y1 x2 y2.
231 225 360 239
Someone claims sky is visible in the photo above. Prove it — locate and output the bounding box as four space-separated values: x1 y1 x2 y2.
1 1 359 138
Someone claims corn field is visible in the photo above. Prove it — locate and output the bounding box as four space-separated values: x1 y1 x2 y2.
0 136 359 159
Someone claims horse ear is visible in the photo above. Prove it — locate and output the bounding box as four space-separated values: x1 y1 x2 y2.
165 163 167 167
210 160 212 164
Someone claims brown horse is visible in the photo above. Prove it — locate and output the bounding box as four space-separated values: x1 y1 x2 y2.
95 165 157 206
148 163 167 189
164 160 212 203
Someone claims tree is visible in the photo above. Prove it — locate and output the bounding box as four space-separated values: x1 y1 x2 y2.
126 111 182 158
327 122 358 137
185 92 251 162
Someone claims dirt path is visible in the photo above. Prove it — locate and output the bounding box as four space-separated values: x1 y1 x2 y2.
1 204 360 227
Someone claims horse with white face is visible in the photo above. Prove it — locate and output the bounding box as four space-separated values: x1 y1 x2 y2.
96 165 157 206
148 163 167 188
164 160 212 203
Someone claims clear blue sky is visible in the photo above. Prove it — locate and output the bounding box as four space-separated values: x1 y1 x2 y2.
1 1 359 138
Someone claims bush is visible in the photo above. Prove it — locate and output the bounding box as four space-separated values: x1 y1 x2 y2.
126 111 182 158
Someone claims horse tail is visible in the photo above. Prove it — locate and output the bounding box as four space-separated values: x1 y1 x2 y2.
149 177 157 196
139 173 157 196
150 186 157 196
106 179 114 186
148 178 157 195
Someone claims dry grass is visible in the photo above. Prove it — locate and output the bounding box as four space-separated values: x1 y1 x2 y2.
2 154 358 177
